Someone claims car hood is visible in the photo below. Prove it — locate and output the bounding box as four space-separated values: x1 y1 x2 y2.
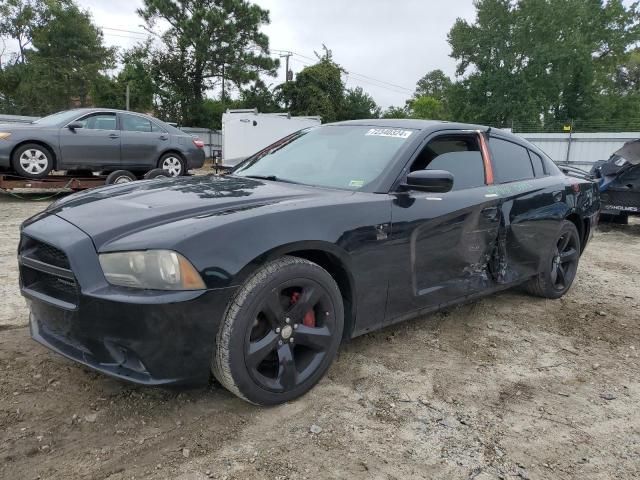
46 175 339 248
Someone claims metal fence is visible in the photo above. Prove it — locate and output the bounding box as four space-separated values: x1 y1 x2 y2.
516 131 639 171
180 127 222 160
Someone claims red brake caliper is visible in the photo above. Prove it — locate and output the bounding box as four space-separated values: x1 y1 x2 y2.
290 291 316 327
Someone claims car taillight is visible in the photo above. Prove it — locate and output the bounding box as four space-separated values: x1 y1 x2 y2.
193 138 204 149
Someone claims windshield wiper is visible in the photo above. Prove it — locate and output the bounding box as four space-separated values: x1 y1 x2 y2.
242 175 302 185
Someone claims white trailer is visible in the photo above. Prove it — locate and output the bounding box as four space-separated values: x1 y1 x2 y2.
221 109 321 167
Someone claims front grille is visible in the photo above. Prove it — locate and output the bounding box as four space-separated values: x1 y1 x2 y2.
19 236 78 307
20 236 70 269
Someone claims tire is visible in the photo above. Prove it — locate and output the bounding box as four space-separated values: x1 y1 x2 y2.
158 153 185 177
524 220 581 299
105 170 137 185
11 143 54 179
143 168 172 180
213 256 344 405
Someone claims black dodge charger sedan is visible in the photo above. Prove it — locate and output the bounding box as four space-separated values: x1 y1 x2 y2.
19 120 600 405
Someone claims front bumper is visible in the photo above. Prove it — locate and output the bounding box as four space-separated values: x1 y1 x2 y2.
20 214 237 386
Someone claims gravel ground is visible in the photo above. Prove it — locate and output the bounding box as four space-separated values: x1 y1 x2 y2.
0 191 639 480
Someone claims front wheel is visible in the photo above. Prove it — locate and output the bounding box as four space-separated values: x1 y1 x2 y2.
524 220 581 299
11 143 54 179
213 256 344 405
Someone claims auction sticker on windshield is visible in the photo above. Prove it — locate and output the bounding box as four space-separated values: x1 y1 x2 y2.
365 128 413 139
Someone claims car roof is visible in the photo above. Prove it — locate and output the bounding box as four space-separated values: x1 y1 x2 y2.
327 118 530 144
66 108 151 115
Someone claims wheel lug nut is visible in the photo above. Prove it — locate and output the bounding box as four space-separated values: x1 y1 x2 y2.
275 327 281 333
278 340 283 346
289 338 294 343
285 317 291 324
293 324 298 330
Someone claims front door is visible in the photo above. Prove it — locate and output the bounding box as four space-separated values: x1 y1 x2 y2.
59 112 120 169
385 132 500 321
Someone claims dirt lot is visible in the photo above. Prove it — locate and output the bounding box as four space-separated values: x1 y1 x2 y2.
1 193 639 480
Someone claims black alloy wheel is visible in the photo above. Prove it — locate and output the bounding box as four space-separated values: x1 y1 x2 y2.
524 220 581 299
550 229 579 291
213 256 344 405
245 278 336 393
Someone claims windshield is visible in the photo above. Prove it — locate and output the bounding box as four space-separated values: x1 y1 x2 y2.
234 125 416 190
32 110 83 127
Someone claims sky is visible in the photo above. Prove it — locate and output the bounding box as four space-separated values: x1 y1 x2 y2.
76 0 478 109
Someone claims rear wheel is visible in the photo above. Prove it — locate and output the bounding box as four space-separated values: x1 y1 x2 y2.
524 220 581 299
105 170 136 185
11 143 54 179
159 153 185 177
213 256 344 405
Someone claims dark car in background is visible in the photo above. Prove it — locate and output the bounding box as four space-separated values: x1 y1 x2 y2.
0 108 205 179
19 120 599 405
590 139 640 224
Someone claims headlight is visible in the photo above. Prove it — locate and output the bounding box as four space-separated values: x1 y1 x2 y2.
0 132 11 140
99 250 206 290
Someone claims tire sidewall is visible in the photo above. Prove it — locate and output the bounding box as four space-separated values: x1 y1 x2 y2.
144 168 172 180
159 153 186 177
221 260 344 405
12 144 53 179
538 221 581 299
105 170 137 185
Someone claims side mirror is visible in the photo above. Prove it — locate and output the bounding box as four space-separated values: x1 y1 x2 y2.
402 169 454 193
67 122 83 131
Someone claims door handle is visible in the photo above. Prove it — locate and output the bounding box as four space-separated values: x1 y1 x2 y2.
109 133 119 139
481 206 499 220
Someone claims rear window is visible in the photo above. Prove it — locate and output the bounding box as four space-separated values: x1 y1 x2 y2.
529 151 546 177
489 137 535 183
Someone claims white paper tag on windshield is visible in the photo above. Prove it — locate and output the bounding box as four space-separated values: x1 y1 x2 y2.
365 128 413 139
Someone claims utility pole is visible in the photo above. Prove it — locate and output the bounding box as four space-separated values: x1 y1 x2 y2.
280 51 293 82
221 64 226 102
126 82 130 111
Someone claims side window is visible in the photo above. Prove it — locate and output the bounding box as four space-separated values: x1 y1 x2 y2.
77 113 117 130
121 114 153 133
489 137 534 183
150 122 165 133
409 135 486 190
528 150 546 177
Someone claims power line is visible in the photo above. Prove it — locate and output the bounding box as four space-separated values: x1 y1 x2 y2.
100 26 149 37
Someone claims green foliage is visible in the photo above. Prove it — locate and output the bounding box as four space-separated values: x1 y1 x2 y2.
446 0 640 130
341 86 381 120
277 46 345 122
0 0 115 115
239 79 281 114
408 95 447 120
137 0 279 126
381 106 409 119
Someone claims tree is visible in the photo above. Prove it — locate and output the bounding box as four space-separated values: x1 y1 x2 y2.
414 70 452 102
447 0 640 129
340 86 381 120
138 0 279 126
0 0 115 115
408 95 447 120
0 0 46 65
239 79 280 113
381 106 409 119
277 45 345 122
